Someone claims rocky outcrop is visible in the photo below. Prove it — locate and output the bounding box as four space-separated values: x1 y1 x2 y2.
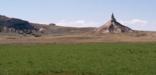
96 14 133 33
0 15 40 34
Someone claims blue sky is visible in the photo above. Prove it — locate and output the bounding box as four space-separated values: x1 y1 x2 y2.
0 0 156 31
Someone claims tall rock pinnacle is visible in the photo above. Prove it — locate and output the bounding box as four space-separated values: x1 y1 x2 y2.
111 13 116 21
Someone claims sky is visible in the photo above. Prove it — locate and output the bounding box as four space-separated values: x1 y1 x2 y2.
0 0 156 31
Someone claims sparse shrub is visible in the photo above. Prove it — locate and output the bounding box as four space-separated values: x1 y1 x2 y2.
135 33 147 37
32 33 42 37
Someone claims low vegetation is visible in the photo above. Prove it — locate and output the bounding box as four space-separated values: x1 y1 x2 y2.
0 43 156 75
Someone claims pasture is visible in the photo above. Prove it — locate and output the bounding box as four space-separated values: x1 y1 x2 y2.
0 43 156 75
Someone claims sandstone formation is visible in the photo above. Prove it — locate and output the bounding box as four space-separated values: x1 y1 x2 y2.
96 14 133 33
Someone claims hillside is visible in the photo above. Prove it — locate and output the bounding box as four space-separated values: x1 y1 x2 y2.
0 15 95 36
1 14 156 44
0 15 37 34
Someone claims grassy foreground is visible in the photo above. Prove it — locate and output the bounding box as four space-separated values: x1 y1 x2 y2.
0 43 156 75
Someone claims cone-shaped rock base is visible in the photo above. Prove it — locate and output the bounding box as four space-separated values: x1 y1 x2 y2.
96 14 133 33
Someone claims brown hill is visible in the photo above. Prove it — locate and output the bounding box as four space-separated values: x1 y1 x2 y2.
0 15 37 34
0 15 95 36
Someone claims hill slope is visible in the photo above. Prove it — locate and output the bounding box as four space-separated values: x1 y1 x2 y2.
0 15 95 35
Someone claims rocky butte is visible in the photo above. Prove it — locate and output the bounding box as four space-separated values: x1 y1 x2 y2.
96 14 134 33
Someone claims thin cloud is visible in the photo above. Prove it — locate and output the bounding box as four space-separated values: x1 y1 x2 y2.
121 19 148 25
120 19 156 31
56 20 99 27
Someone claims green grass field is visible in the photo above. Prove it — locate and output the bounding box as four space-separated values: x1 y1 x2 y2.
0 43 156 75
